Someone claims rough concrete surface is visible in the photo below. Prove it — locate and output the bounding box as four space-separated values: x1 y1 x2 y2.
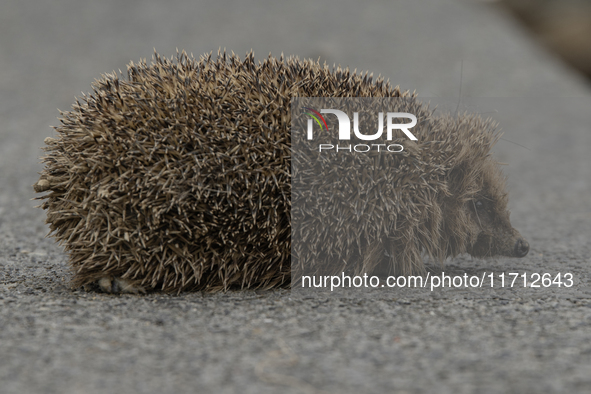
1 1 590 393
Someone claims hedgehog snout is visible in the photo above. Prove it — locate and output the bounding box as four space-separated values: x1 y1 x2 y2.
514 238 529 257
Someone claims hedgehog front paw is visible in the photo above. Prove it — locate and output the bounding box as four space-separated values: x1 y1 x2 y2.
97 277 146 294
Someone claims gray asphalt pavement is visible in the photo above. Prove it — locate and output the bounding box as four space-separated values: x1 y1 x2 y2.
1 1 591 393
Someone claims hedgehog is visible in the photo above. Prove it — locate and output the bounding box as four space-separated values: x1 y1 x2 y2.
33 50 529 294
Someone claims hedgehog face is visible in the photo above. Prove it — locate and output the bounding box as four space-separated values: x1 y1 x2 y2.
464 162 529 259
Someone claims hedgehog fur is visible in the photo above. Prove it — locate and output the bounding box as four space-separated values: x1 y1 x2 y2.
34 50 528 293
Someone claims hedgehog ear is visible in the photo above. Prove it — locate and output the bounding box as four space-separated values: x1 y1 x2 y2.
446 162 478 202
447 164 466 190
